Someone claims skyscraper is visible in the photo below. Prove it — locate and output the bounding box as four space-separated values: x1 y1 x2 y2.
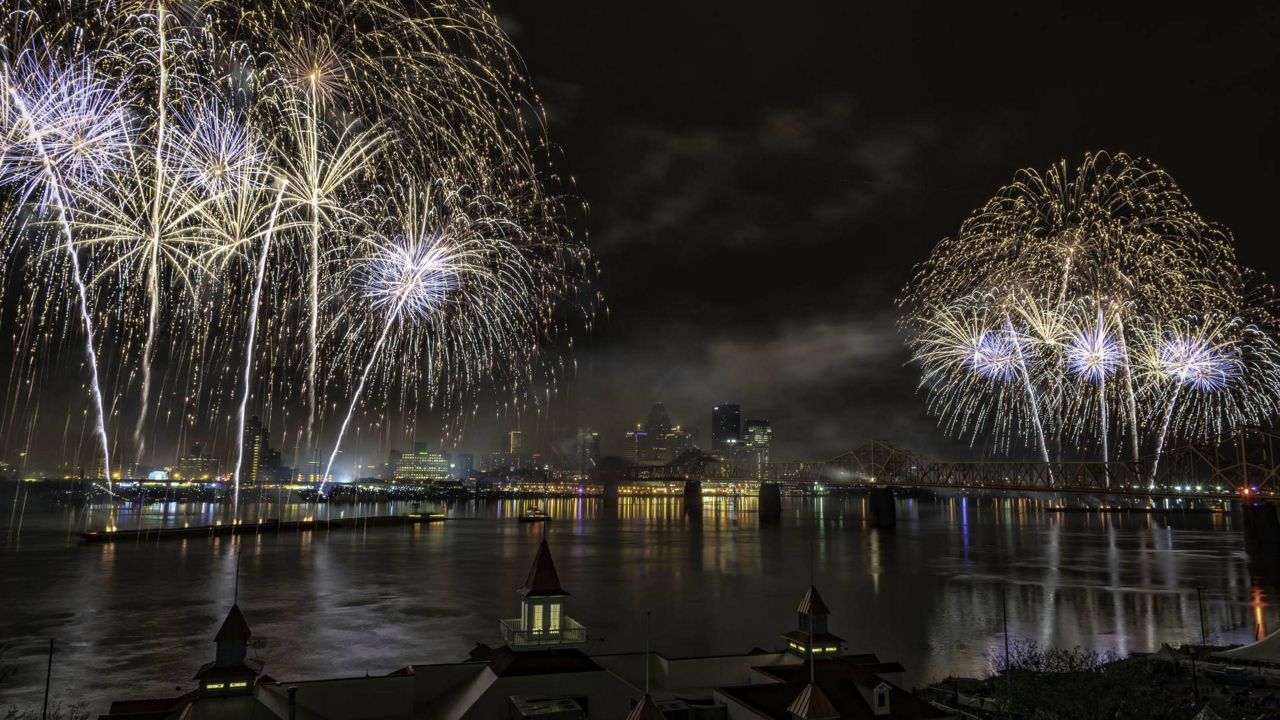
574 428 600 472
449 452 475 479
625 403 698 466
241 416 268 485
712 404 741 457
742 419 772 475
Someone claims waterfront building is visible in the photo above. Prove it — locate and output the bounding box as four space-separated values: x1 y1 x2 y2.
175 443 220 481
298 455 324 484
99 542 944 720
712 404 741 457
392 442 450 483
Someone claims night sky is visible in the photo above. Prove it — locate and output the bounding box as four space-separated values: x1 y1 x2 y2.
4 2 1280 471
489 0 1280 462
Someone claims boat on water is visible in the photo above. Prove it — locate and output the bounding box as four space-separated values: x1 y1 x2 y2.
518 506 551 522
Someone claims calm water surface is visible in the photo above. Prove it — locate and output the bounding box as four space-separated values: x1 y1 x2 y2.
1 486 1275 710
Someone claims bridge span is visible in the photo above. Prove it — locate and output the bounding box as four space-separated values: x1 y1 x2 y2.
599 432 1280 500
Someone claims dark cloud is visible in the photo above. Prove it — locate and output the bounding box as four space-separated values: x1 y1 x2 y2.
600 95 936 253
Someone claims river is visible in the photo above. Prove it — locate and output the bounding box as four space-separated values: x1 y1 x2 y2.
0 487 1273 711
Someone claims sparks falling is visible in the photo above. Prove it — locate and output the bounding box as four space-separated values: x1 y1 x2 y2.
0 0 597 495
900 152 1280 476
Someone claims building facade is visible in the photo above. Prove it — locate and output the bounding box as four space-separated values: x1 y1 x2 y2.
241 416 268 485
175 443 220 481
625 403 698 466
711 404 741 457
392 443 450 483
741 419 772 475
575 428 601 472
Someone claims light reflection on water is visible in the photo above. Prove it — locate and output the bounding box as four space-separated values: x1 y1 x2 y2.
0 488 1275 711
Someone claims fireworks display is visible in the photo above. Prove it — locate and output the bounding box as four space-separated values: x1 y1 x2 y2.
0 0 597 499
900 152 1280 477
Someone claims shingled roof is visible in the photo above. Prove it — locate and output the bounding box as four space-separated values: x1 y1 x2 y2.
786 683 840 720
625 693 666 720
520 538 568 597
797 586 830 616
215 604 252 643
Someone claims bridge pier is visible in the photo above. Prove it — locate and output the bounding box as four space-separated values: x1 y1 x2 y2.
868 487 896 529
758 483 782 523
683 480 702 517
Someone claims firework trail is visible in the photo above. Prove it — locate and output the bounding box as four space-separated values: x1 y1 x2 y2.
0 44 128 486
901 152 1280 478
231 180 287 514
320 184 495 491
133 3 168 464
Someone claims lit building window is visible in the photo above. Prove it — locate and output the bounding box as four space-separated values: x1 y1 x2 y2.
550 603 561 631
206 683 224 690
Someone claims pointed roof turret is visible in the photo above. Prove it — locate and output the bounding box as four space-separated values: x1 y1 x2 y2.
797 586 830 616
787 682 840 720
196 604 263 689
215 604 251 643
782 584 844 658
520 538 568 597
626 694 665 720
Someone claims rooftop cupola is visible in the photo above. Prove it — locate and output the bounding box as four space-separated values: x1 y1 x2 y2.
500 539 586 650
781 586 846 658
195 604 263 696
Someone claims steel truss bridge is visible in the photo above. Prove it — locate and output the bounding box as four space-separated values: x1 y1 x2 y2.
604 430 1280 499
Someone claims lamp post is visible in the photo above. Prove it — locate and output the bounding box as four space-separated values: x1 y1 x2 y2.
1195 585 1207 645
1189 647 1199 703
41 639 53 720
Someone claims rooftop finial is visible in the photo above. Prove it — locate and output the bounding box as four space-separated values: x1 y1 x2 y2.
644 610 651 694
808 540 815 686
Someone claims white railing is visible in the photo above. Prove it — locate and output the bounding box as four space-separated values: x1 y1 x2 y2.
500 617 587 648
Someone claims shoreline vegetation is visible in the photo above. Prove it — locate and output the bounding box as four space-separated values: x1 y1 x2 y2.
925 640 1280 719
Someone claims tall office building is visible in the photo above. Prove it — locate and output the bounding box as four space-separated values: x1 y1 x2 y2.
623 425 648 465
385 449 404 479
711 404 741 457
625 403 698 466
574 429 600 472
449 452 475 479
741 419 772 476
508 430 523 455
241 416 268 485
